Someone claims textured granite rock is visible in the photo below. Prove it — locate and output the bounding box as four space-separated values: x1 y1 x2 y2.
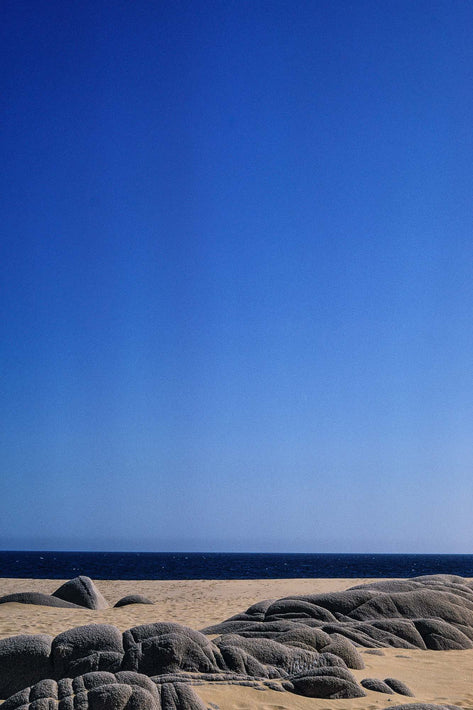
1 671 210 710
2 575 473 707
286 666 366 698
2 672 159 710
122 623 224 676
202 575 473 652
52 576 109 610
384 677 415 696
0 592 82 609
0 634 53 699
114 595 154 607
51 624 124 678
361 677 395 693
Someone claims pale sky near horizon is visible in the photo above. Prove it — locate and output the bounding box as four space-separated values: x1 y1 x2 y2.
2 1 473 553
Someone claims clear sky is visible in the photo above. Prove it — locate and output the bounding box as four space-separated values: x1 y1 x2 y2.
2 0 473 553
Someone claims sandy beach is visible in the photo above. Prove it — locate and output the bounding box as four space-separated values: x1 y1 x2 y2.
0 577 472 709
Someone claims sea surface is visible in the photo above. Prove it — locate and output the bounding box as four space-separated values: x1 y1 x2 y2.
1 551 473 580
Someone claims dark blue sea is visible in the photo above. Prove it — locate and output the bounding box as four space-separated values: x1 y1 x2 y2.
1 551 473 580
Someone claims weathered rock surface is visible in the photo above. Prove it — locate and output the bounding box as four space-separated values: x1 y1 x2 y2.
122 623 224 676
0 577 108 611
284 666 366 698
114 594 154 607
203 574 473 651
0 592 82 609
52 576 109 610
1 575 472 708
51 624 124 678
362 677 395 693
361 676 413 697
0 634 53 699
154 680 207 710
384 677 415 696
2 672 164 710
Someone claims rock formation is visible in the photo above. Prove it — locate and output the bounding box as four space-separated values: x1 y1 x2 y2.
0 574 471 709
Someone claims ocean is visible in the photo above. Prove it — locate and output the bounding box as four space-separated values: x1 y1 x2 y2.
0 551 473 580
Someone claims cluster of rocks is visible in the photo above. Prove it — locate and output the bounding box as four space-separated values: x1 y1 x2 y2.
0 574 470 710
204 574 473 651
0 620 373 703
0 576 153 610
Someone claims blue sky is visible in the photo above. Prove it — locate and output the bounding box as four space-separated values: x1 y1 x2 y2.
2 0 473 553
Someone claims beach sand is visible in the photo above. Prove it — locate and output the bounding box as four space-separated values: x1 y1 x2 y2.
0 577 471 709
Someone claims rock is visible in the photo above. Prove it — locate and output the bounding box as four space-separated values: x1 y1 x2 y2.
413 619 473 650
201 619 266 636
319 633 365 669
86 680 157 710
122 623 223 676
384 677 415 696
0 592 82 609
51 624 124 678
205 574 473 653
155 681 207 710
268 626 332 651
238 624 364 669
52 576 109 610
264 598 337 622
361 677 394 693
288 667 365 698
114 595 154 608
0 575 471 705
244 599 276 617
287 589 379 616
0 634 53 699
215 634 333 678
1 672 161 710
349 589 473 628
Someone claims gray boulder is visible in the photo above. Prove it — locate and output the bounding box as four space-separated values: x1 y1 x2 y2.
349 589 473 628
52 576 109 610
0 634 53 699
0 574 471 705
216 644 276 678
114 595 154 608
215 633 344 678
86 680 157 710
122 623 223 676
201 619 266 635
369 619 427 648
0 592 82 609
413 618 473 650
384 677 415 696
265 598 337 622
361 677 394 693
204 574 473 653
2 672 160 710
286 666 365 698
155 682 207 710
287 589 379 616
51 624 124 678
244 599 276 617
319 632 365 669
229 623 364 669
267 625 332 651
